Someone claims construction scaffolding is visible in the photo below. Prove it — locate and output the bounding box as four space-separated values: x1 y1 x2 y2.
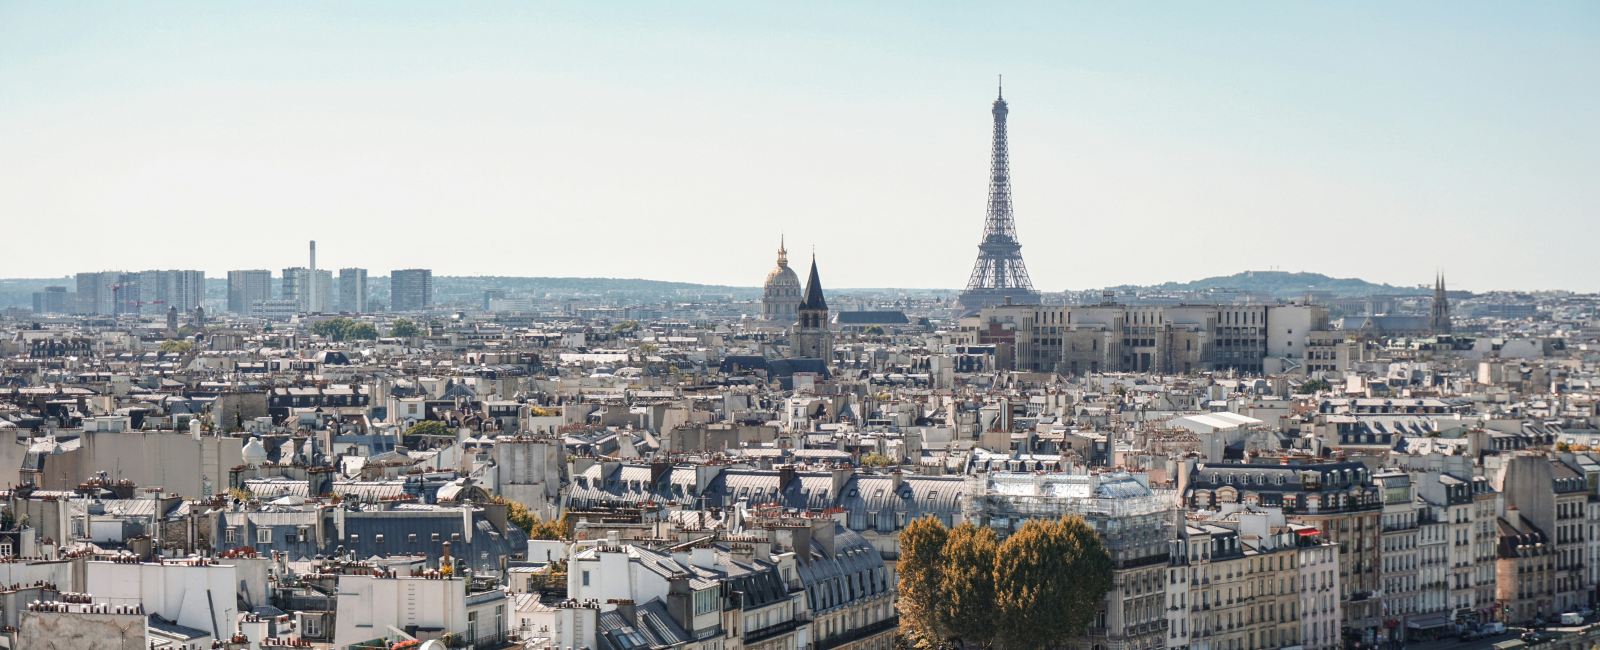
962 471 1180 559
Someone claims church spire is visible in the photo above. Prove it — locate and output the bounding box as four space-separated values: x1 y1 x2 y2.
1431 270 1451 335
801 255 827 311
777 235 788 267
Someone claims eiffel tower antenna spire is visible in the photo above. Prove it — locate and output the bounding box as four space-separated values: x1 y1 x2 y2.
958 79 1040 314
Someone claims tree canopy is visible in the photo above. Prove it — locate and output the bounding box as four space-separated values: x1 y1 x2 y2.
898 515 1113 649
389 318 422 338
495 497 568 540
404 420 452 437
311 318 379 342
860 453 895 468
159 339 194 353
1296 378 1333 394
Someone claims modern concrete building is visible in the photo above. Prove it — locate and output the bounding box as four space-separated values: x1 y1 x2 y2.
340 268 368 313
391 269 433 311
74 270 138 316
30 286 66 315
227 269 272 314
136 269 205 315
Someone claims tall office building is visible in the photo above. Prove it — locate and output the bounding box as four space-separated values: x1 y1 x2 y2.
312 269 333 313
282 267 308 313
283 267 332 313
227 270 272 314
172 270 205 313
339 268 368 313
391 269 433 312
483 289 506 311
31 286 66 314
136 270 206 315
74 271 139 316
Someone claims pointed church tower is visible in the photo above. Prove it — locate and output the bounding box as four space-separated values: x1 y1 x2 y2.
790 256 833 360
1430 272 1452 335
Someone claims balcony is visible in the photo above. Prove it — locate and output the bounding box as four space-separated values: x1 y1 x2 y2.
745 618 803 644
815 617 898 650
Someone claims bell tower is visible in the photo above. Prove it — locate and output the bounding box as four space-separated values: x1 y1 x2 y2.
790 256 833 361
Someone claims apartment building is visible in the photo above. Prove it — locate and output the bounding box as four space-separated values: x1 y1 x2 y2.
227 270 271 314
1377 471 1421 641
966 303 1327 377
339 267 368 313
1183 461 1383 643
1298 528 1342 650
392 269 434 312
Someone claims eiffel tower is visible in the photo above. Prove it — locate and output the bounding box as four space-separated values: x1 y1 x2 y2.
958 78 1040 314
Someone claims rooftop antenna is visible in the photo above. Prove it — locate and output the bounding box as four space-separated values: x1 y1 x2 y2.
998 74 1003 100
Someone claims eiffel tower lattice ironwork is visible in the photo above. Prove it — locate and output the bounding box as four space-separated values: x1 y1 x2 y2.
958 78 1040 314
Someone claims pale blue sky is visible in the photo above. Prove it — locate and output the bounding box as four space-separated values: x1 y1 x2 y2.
2 2 1596 291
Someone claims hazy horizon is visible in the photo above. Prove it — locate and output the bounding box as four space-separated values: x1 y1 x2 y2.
2 3 1596 292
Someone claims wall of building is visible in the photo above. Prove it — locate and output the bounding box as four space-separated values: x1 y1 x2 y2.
332 575 469 647
17 610 147 650
20 432 244 499
85 560 238 640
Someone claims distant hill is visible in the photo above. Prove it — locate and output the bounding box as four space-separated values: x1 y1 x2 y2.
1109 271 1428 298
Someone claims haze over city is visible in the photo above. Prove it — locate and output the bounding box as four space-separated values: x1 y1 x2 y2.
2 2 1597 291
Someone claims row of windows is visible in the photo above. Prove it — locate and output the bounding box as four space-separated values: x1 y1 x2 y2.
227 527 461 545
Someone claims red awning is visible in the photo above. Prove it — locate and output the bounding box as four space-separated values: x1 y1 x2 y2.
1297 528 1322 536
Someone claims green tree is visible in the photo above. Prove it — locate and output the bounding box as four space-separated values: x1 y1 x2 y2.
993 517 1113 649
898 515 1113 650
345 323 379 340
941 523 1000 648
897 515 952 648
390 318 422 338
497 497 570 540
860 453 895 468
1296 379 1333 394
1557 441 1572 452
160 339 194 353
865 325 886 336
404 420 452 437
312 318 355 341
610 320 641 333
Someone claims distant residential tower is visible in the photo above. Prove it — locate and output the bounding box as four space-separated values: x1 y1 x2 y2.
391 269 433 312
340 268 368 313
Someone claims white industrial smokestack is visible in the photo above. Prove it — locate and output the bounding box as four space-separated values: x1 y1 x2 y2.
309 240 317 313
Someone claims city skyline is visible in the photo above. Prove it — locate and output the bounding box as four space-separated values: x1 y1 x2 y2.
2 3 1595 292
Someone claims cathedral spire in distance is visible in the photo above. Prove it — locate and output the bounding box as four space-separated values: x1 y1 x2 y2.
1431 271 1452 335
958 78 1041 314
